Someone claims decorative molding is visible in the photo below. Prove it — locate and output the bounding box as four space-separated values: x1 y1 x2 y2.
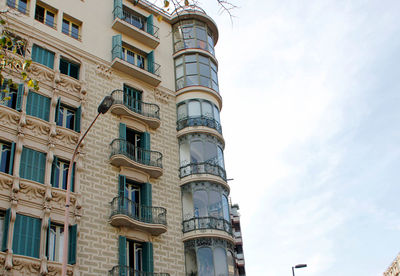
54 127 79 148
154 88 170 104
57 75 82 95
12 255 41 273
28 63 55 84
25 117 51 137
0 109 19 129
96 63 113 79
19 181 46 200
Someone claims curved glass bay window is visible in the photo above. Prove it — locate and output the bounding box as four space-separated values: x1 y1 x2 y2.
185 238 236 276
173 20 215 55
182 182 231 234
175 54 219 92
177 99 221 133
179 134 225 179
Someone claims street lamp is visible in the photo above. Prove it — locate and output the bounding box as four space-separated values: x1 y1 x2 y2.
292 264 307 276
61 95 114 276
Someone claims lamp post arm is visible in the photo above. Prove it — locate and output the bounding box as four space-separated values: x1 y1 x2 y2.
61 111 101 276
292 266 295 276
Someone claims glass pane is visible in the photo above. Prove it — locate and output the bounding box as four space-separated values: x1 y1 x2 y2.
59 59 69 75
69 63 79 79
222 195 230 222
196 27 207 41
204 141 217 164
62 19 69 34
200 76 211 88
227 251 235 276
185 54 197 63
65 109 75 130
0 144 11 173
182 189 194 220
217 146 225 168
188 101 201 117
199 63 210 77
49 228 56 261
18 0 27 13
61 163 69 190
193 190 208 217
179 142 190 166
177 103 187 120
137 55 144 69
57 108 63 127
185 248 198 276
175 56 183 66
190 141 203 163
176 78 184 90
214 247 228 276
198 55 208 65
213 105 220 123
186 75 199 86
208 190 222 218
202 101 212 118
186 62 197 75
71 23 79 39
198 247 215 276
182 27 194 39
176 65 184 79
174 41 184 52
46 11 55 27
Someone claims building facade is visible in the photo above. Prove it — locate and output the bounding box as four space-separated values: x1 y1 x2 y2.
230 204 245 276
0 0 238 275
384 253 400 276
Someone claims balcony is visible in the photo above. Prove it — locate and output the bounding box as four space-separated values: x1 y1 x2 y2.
177 116 222 134
112 8 160 48
110 196 167 235
179 161 226 180
109 266 170 276
111 46 161 87
183 217 232 235
110 139 163 178
110 89 161 129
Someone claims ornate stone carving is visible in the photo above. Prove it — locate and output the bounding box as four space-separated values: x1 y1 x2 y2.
19 182 46 200
0 110 19 128
96 63 113 79
54 128 79 147
25 118 51 136
12 257 41 273
29 63 55 83
154 88 170 104
0 176 12 189
57 75 82 94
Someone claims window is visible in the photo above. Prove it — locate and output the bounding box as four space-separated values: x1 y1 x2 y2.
122 46 145 69
173 20 216 55
1 81 24 110
0 141 15 175
51 156 75 191
62 17 81 40
6 0 28 14
55 98 81 132
12 214 41 258
59 58 80 79
20 146 46 184
46 222 77 264
175 54 219 92
118 236 153 273
0 211 4 249
26 90 51 121
35 4 56 28
123 85 142 113
119 123 151 162
31 44 55 69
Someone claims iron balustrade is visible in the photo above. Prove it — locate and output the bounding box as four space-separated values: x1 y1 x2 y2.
110 139 163 168
112 7 160 38
109 266 170 276
110 89 160 119
7 0 29 14
110 196 167 225
177 116 222 134
112 44 161 76
182 216 232 235
179 161 226 180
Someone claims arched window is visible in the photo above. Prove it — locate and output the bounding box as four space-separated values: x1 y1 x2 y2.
197 247 215 276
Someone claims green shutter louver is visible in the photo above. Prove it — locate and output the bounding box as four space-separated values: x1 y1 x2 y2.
20 147 46 184
141 183 152 223
50 156 58 188
16 84 24 111
143 242 154 273
70 162 76 192
118 236 127 276
147 51 154 74
68 224 77 264
118 174 126 213
9 142 15 175
114 0 123 20
31 44 54 69
142 132 150 165
1 208 11 252
55 97 61 125
75 105 81 132
112 34 122 61
26 91 50 121
12 214 41 258
147 14 154 36
46 218 51 258
119 123 127 153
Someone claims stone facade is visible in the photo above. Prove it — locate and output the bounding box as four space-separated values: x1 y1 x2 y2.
384 253 400 276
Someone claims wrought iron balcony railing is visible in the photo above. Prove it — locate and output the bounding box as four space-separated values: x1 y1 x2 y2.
112 7 160 39
110 196 167 225
182 216 232 235
110 89 160 120
177 116 222 134
179 161 226 180
110 139 163 168
109 266 170 276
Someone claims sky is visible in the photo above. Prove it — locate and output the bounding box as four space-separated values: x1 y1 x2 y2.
195 0 400 275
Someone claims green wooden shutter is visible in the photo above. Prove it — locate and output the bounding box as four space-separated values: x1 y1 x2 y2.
19 146 27 180
118 175 126 213
142 132 150 165
55 97 61 125
50 156 58 188
114 0 123 20
147 51 154 74
112 34 122 61
16 84 24 111
147 14 154 36
13 214 41 258
119 123 127 153
1 208 10 252
46 218 51 258
142 242 154 273
20 147 46 184
31 44 38 62
9 142 15 175
46 50 54 69
26 91 50 121
70 162 76 192
37 150 46 184
68 224 77 264
141 183 152 223
75 105 81 132
118 236 127 276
